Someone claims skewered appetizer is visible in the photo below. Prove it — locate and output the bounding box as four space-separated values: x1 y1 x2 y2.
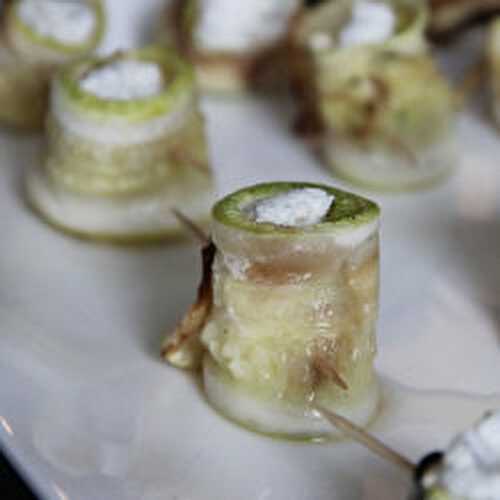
291 0 457 192
0 0 105 130
25 47 214 242
412 410 500 500
429 0 500 40
162 0 302 92
163 182 381 439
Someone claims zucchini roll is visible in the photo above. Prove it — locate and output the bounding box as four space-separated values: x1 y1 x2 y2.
162 0 301 92
25 47 214 242
163 182 380 439
0 0 105 130
291 0 457 191
411 411 500 500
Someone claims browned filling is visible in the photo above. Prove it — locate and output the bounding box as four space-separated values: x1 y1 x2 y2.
161 242 216 369
0 0 13 29
190 44 289 87
310 337 349 391
213 243 378 401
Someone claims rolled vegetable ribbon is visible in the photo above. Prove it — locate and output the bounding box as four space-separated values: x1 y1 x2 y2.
164 182 381 439
290 0 428 129
26 47 214 242
291 0 457 191
162 0 301 93
410 410 500 499
0 0 105 130
316 50 457 191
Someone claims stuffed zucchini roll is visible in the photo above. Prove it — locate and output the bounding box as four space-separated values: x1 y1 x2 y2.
290 0 428 135
317 51 457 191
163 182 380 439
26 47 214 242
162 0 302 92
411 411 500 500
291 0 457 191
0 0 105 130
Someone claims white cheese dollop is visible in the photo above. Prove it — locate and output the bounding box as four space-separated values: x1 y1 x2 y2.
80 60 164 101
195 0 300 53
440 411 500 500
249 188 334 227
340 0 395 48
17 0 96 46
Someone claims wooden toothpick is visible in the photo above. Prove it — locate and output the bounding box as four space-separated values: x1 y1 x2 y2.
171 208 210 245
315 405 415 473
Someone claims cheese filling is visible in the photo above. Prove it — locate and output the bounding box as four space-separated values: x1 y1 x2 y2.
339 0 395 48
79 60 165 101
247 188 334 227
17 0 96 46
194 0 300 52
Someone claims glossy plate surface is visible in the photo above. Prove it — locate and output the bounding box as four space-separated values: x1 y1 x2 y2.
1 2 499 499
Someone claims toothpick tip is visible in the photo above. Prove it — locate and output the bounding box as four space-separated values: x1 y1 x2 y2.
315 405 416 473
171 208 210 245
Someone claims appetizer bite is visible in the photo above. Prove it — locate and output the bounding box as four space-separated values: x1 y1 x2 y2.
291 0 457 191
429 0 500 41
162 0 302 92
0 0 105 130
163 182 381 439
26 47 214 242
413 410 500 500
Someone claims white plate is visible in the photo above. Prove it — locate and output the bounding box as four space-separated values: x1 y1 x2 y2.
1 2 500 499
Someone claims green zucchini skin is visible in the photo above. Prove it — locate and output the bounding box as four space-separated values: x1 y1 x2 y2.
0 0 105 130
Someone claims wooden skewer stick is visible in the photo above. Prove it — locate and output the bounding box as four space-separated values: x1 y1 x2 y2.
315 405 415 473
171 208 210 245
